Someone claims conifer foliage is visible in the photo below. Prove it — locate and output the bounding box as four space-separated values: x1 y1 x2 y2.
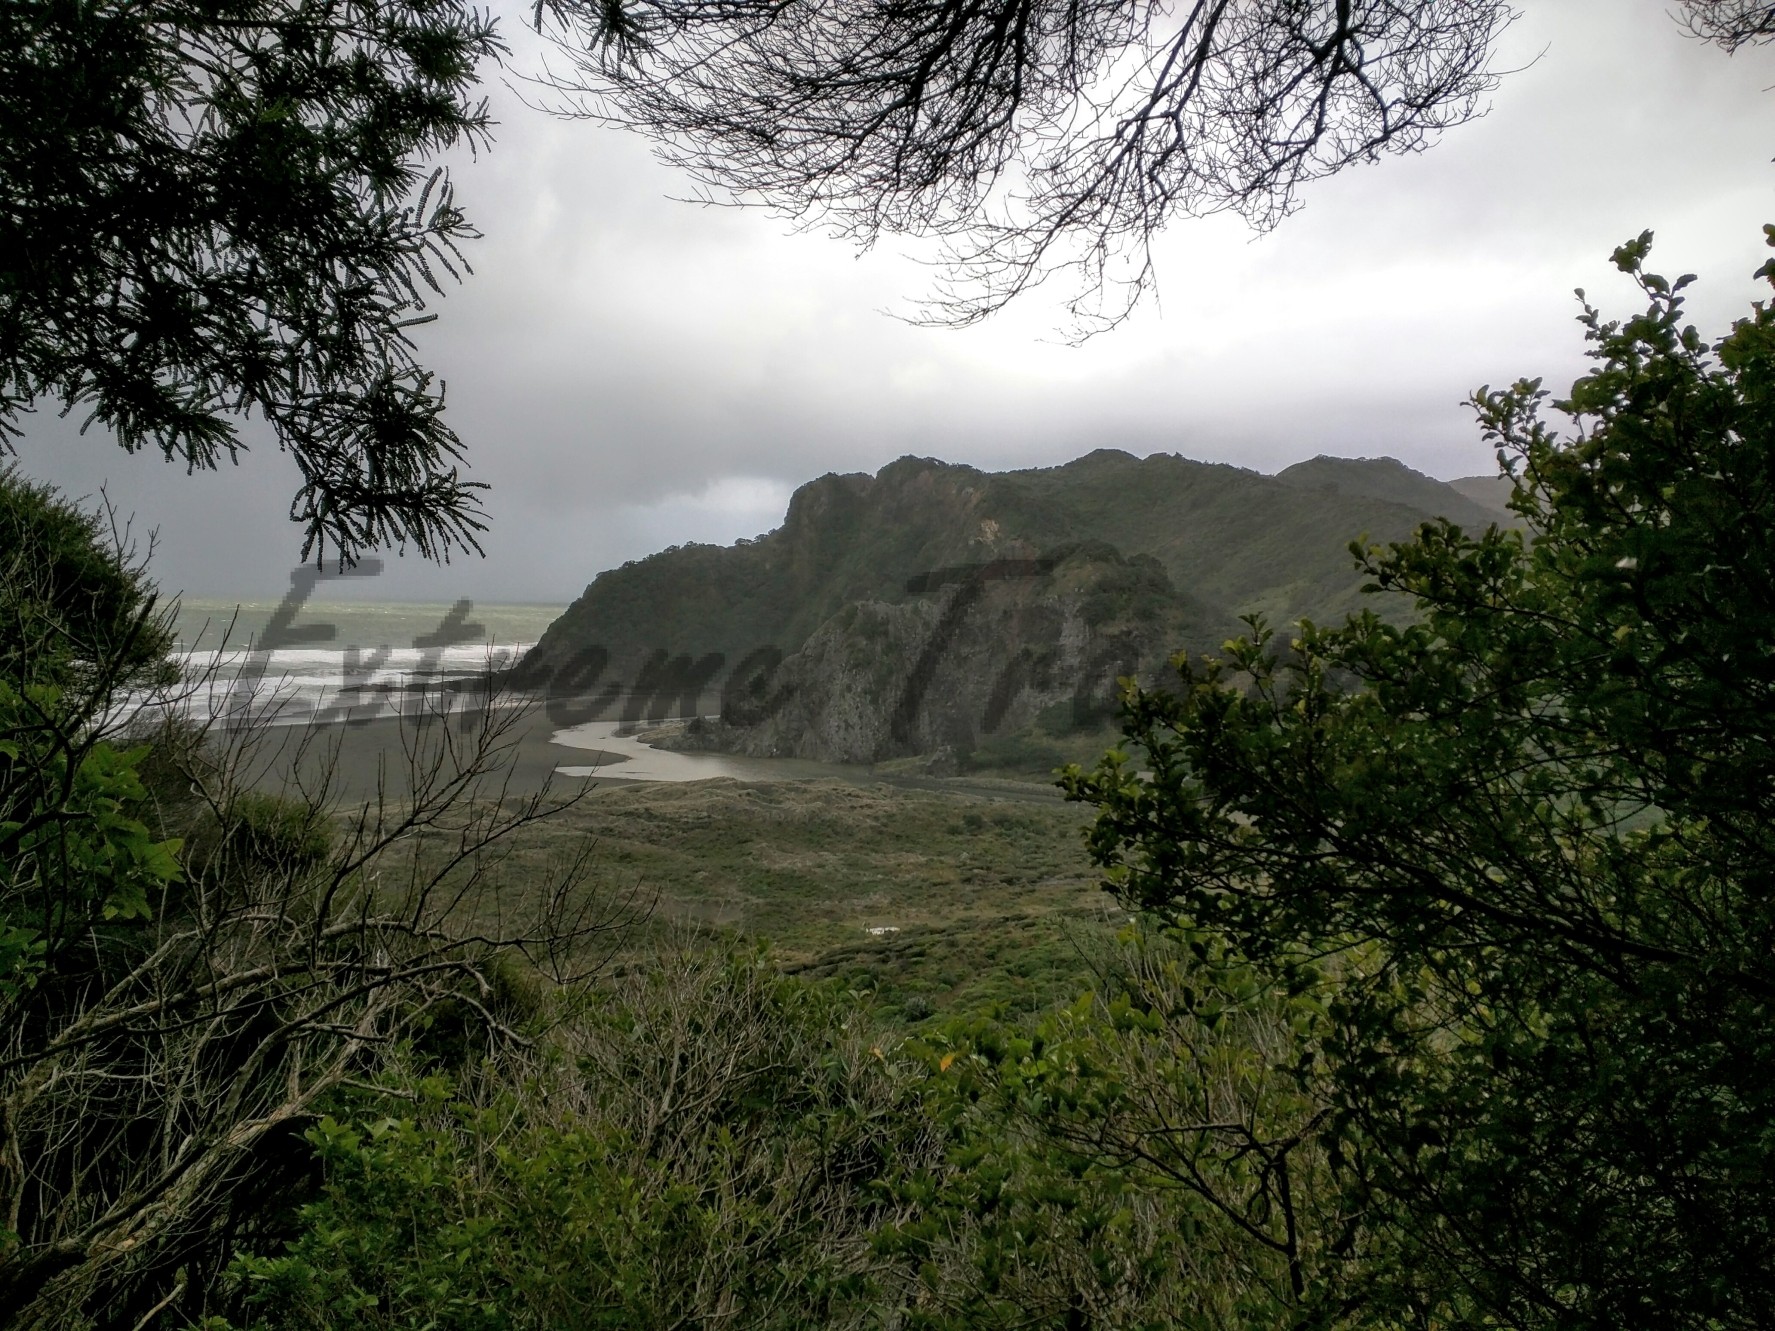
1 0 499 563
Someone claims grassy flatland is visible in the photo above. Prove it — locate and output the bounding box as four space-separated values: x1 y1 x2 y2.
485 776 1116 1022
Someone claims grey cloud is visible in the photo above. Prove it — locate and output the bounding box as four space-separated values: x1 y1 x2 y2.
12 1 1771 606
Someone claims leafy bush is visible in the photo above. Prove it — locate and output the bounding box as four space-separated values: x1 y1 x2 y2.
0 478 629 1330
222 953 939 1330
1066 231 1775 1329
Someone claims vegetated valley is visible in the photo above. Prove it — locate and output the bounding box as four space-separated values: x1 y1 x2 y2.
12 331 1773 1330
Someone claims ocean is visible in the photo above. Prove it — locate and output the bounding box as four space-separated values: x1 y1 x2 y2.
156 597 568 728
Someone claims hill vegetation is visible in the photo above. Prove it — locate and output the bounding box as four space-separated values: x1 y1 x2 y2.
519 451 1504 764
10 230 1772 1331
1066 233 1775 1328
521 451 1499 685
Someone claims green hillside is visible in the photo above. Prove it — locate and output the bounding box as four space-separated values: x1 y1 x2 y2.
520 450 1500 694
1275 454 1500 524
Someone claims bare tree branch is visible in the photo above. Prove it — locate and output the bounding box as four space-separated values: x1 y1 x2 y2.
532 0 1515 334
0 520 639 1328
1678 0 1775 50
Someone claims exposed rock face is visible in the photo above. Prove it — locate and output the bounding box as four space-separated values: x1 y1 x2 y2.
733 596 942 762
720 544 1222 764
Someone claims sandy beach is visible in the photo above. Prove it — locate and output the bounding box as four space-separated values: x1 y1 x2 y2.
238 703 634 802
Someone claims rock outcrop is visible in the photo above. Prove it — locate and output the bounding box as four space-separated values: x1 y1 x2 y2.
693 544 1228 764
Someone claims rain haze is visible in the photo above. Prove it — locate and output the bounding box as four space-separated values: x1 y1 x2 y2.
12 0 1774 606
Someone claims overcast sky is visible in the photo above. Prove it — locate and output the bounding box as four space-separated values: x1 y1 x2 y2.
12 0 1774 605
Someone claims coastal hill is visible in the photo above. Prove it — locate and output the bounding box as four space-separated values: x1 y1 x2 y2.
516 450 1511 764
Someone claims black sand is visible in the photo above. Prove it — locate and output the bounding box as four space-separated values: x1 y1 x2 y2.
236 705 630 803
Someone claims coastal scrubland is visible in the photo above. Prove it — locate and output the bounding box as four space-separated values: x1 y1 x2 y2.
8 239 1775 1330
406 774 1110 1022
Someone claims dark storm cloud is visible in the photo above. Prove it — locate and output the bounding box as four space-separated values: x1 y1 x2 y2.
13 1 1773 605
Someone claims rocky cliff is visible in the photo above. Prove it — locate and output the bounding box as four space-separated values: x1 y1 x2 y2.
688 543 1228 764
519 450 1511 761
